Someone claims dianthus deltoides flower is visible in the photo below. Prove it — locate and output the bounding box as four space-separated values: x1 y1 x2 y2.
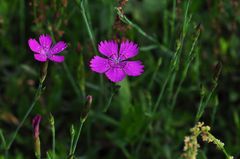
28 34 67 63
90 40 144 82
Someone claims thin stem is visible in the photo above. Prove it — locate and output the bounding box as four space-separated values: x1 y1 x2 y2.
52 129 55 159
35 137 41 159
46 152 52 159
7 83 43 151
116 8 173 55
196 62 221 122
71 119 84 155
50 114 56 159
0 129 8 158
166 0 191 106
63 62 82 98
171 0 176 37
207 132 233 159
78 54 86 98
48 29 83 99
120 144 131 159
211 96 218 125
103 92 114 112
75 0 97 53
139 45 159 51
153 69 172 112
148 58 162 90
0 129 6 148
195 83 218 122
69 125 75 156
153 21 184 112
170 28 200 110
75 0 104 98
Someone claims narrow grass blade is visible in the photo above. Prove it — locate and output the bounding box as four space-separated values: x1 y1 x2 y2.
170 26 201 110
116 8 173 55
195 63 222 122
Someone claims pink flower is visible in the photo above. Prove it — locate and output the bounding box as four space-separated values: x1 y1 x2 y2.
28 34 67 63
90 40 144 82
32 115 42 138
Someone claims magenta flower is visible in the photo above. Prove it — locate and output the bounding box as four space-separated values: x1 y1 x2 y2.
28 34 67 63
32 115 42 138
90 40 144 82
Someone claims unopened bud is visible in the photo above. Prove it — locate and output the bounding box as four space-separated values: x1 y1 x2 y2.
32 115 41 138
32 115 42 159
70 125 75 137
49 113 55 126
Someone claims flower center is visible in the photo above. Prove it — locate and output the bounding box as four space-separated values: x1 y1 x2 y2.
108 55 126 68
40 48 52 58
112 58 121 64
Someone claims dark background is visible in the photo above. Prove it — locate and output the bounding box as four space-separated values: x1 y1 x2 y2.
0 0 240 158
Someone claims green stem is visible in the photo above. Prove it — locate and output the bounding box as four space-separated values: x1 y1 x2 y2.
52 129 55 159
75 0 105 99
50 114 56 159
116 8 172 55
148 58 162 90
69 125 75 156
7 82 43 151
77 0 105 97
103 92 114 112
207 132 233 159
71 119 84 156
0 129 6 148
170 0 176 37
63 62 82 98
153 69 172 112
75 0 97 53
34 137 41 159
0 129 8 157
170 28 200 110
49 29 83 99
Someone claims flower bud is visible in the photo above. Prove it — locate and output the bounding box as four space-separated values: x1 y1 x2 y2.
32 115 41 138
32 115 42 159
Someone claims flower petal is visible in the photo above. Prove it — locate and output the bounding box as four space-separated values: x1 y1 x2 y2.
28 39 42 53
34 54 47 62
98 40 118 57
119 40 138 59
50 41 67 54
123 61 144 76
90 56 110 73
48 55 65 63
105 67 126 82
39 34 52 50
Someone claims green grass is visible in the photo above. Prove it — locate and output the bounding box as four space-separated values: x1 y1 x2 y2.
0 0 240 158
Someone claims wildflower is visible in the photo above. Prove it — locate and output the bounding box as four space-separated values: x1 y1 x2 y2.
28 34 67 63
32 115 42 159
90 40 144 82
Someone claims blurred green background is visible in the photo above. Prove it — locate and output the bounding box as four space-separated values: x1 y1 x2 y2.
0 0 240 158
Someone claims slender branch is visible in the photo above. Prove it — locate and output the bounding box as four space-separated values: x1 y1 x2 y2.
7 83 43 150
71 119 84 155
50 114 56 159
75 0 97 53
0 129 6 148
